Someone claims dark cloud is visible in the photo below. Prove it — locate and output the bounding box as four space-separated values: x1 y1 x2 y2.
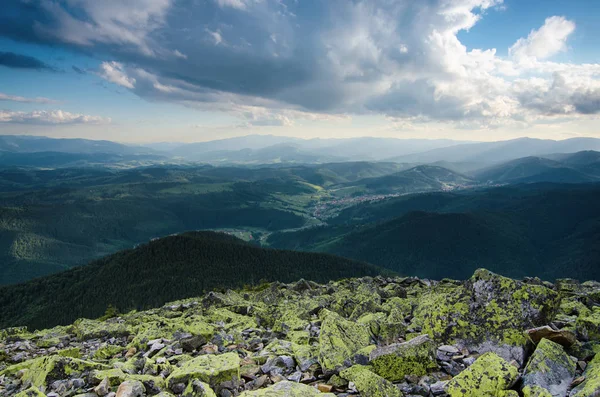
0 51 56 71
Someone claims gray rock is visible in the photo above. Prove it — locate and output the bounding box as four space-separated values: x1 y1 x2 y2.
116 380 145 397
522 338 576 397
436 345 459 361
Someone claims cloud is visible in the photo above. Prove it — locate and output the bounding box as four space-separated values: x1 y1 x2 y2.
1 0 598 130
0 93 57 104
72 65 86 74
0 110 110 125
510 16 576 62
0 51 55 71
98 62 136 88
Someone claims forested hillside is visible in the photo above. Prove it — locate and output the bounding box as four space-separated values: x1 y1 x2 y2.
0 231 388 330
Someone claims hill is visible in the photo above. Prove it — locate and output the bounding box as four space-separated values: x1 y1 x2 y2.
473 156 598 184
268 184 600 281
1 269 598 397
0 135 153 155
0 231 388 330
331 165 475 197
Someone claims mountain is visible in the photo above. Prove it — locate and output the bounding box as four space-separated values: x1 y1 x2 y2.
0 151 169 168
473 156 598 184
268 183 600 281
331 165 476 197
0 231 388 330
0 135 153 155
390 137 600 164
170 136 468 163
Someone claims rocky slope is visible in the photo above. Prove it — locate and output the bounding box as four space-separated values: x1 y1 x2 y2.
1 269 599 397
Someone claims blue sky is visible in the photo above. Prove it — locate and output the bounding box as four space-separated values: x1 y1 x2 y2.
0 0 599 143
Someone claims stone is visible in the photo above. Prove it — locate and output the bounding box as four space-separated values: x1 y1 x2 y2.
369 334 438 381
115 380 145 397
526 326 578 348
238 380 335 396
569 352 600 396
167 352 240 389
317 309 371 371
183 379 217 397
437 345 460 361
94 377 111 396
445 352 519 397
521 338 576 397
339 365 402 397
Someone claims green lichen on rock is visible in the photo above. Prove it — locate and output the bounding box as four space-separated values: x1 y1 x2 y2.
1 355 108 389
369 334 437 381
182 379 217 397
413 269 559 365
521 338 576 397
167 351 240 389
445 352 519 397
570 352 600 396
340 365 402 397
71 318 132 340
14 386 46 397
318 309 371 371
576 307 600 342
238 380 335 396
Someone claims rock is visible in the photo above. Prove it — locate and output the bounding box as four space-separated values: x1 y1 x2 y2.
317 309 371 371
340 365 402 397
14 387 47 397
369 334 438 381
317 384 333 392
569 352 600 396
526 326 578 348
167 352 240 390
413 269 559 366
521 338 576 397
523 386 553 397
445 352 519 397
436 345 460 361
430 381 447 395
183 379 217 397
94 377 111 396
181 335 207 352
115 380 145 397
576 308 600 342
238 380 335 396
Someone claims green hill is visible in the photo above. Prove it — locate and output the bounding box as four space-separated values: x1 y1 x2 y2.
268 184 600 281
0 231 389 330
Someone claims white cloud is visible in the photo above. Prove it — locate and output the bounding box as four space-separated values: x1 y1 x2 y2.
0 110 110 124
509 16 576 62
0 93 57 104
215 0 251 10
98 62 136 88
205 29 224 46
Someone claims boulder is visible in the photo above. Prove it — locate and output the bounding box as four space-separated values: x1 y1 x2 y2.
445 352 519 397
182 379 217 397
317 309 371 371
238 380 335 396
340 365 402 397
116 380 145 397
368 334 438 381
167 352 240 390
521 338 576 397
413 269 559 365
525 326 577 348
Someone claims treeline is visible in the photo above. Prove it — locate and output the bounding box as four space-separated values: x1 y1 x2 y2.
0 232 388 330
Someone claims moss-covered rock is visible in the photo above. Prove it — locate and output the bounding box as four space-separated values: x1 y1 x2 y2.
1 355 108 389
340 365 402 397
182 379 217 397
523 385 553 397
238 381 335 396
14 386 46 397
318 309 371 371
445 352 519 397
569 352 600 396
368 334 437 381
576 307 600 342
72 318 131 340
167 351 240 389
413 269 559 365
521 338 576 397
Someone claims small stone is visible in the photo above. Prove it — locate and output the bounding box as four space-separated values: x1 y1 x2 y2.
318 384 333 393
430 381 447 395
436 345 459 361
116 380 145 397
94 377 111 396
526 326 578 348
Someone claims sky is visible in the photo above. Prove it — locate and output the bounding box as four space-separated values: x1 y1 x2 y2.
0 0 599 143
